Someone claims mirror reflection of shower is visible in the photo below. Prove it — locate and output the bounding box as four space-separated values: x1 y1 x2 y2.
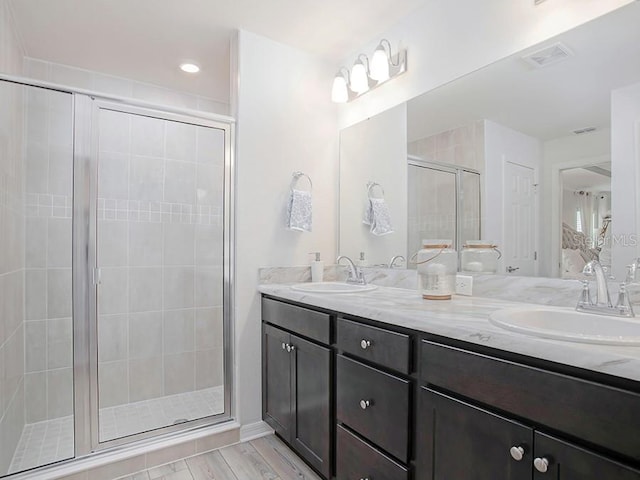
560 162 612 279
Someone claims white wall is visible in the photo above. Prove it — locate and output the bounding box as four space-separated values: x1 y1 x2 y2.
541 129 610 276
339 103 407 265
0 1 23 75
611 81 640 278
484 120 541 273
338 0 633 128
234 30 338 427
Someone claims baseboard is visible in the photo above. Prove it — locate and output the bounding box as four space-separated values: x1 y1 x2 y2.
239 421 274 442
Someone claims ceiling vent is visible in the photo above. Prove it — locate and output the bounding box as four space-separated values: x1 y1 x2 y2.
572 126 597 135
522 42 573 68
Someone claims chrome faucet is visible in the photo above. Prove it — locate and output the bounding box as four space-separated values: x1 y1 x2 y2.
336 255 366 285
389 255 406 269
576 260 634 317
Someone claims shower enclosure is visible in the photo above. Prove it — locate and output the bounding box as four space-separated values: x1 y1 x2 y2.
407 156 481 261
0 77 233 477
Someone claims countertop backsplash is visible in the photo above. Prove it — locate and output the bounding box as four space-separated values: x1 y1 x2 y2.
258 266 635 308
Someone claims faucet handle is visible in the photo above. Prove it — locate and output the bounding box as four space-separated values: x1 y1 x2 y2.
615 283 635 317
578 280 592 307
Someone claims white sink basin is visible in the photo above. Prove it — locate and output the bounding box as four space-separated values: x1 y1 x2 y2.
489 307 640 345
291 282 377 294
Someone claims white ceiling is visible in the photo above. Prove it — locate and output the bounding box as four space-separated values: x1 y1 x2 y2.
407 3 640 142
561 163 611 191
7 0 427 102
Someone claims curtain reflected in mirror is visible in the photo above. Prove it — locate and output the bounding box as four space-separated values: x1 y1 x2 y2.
560 163 612 279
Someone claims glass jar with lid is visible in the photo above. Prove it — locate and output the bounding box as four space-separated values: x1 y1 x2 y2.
461 240 501 274
417 239 457 300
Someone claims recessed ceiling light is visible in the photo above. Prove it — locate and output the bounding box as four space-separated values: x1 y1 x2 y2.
180 63 200 73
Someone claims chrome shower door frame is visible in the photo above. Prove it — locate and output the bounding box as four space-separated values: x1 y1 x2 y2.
78 98 235 454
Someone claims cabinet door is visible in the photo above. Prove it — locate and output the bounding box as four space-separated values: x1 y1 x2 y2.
263 324 292 442
417 388 533 480
534 432 640 480
291 334 332 478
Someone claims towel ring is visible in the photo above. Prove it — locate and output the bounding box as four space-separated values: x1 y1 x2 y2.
291 171 312 191
367 181 385 199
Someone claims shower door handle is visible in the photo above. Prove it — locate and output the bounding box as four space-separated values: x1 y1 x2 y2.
93 267 102 285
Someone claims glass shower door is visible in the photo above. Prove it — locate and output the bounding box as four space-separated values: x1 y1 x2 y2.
407 163 457 261
94 106 227 443
0 80 75 476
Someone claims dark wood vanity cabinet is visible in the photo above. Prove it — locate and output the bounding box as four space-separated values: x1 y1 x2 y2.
261 295 640 480
417 340 640 480
418 388 533 480
262 299 332 478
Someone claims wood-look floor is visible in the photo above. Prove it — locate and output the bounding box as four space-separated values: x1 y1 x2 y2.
117 435 322 480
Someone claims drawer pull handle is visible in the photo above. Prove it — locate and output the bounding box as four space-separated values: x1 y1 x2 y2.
360 339 372 349
359 399 371 410
509 445 525 461
534 457 550 473
359 478 370 480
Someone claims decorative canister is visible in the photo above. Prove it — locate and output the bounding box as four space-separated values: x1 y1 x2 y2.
417 240 457 300
461 241 501 274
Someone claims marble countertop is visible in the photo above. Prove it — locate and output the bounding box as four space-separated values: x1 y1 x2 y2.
258 283 640 384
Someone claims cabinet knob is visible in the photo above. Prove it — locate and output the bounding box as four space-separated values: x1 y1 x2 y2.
360 339 371 349
286 344 296 353
359 478 370 480
534 457 550 473
281 342 287 350
359 399 371 410
509 445 525 461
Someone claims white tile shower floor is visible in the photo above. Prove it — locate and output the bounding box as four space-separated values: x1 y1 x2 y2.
9 386 224 474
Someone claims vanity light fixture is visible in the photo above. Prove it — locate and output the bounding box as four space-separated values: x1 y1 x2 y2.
179 63 200 73
332 39 407 103
371 40 392 81
350 54 371 94
331 68 350 103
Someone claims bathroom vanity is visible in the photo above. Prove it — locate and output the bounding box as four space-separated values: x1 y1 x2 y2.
260 284 640 480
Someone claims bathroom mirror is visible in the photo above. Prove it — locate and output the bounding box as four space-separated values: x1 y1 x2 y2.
338 2 640 279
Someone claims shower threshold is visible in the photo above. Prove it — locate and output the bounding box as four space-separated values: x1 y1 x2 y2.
9 386 224 474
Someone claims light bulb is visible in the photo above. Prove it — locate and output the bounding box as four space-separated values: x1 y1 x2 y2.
180 63 200 73
331 74 348 103
370 45 390 82
350 59 369 94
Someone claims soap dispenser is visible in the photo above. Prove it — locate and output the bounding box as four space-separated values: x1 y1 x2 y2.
310 252 324 283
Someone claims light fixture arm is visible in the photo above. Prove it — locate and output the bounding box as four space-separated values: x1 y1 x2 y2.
356 54 370 72
337 66 350 83
378 39 402 67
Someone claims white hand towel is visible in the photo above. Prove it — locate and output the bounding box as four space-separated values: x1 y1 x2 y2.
363 198 394 236
287 189 312 232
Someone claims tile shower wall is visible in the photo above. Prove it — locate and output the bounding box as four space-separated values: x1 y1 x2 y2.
408 121 485 172
23 58 229 116
21 87 75 425
0 81 25 474
96 109 225 414
0 1 26 472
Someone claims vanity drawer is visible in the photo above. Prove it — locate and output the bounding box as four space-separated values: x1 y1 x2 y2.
337 317 411 374
262 297 330 344
336 424 409 480
421 340 640 462
336 354 410 462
